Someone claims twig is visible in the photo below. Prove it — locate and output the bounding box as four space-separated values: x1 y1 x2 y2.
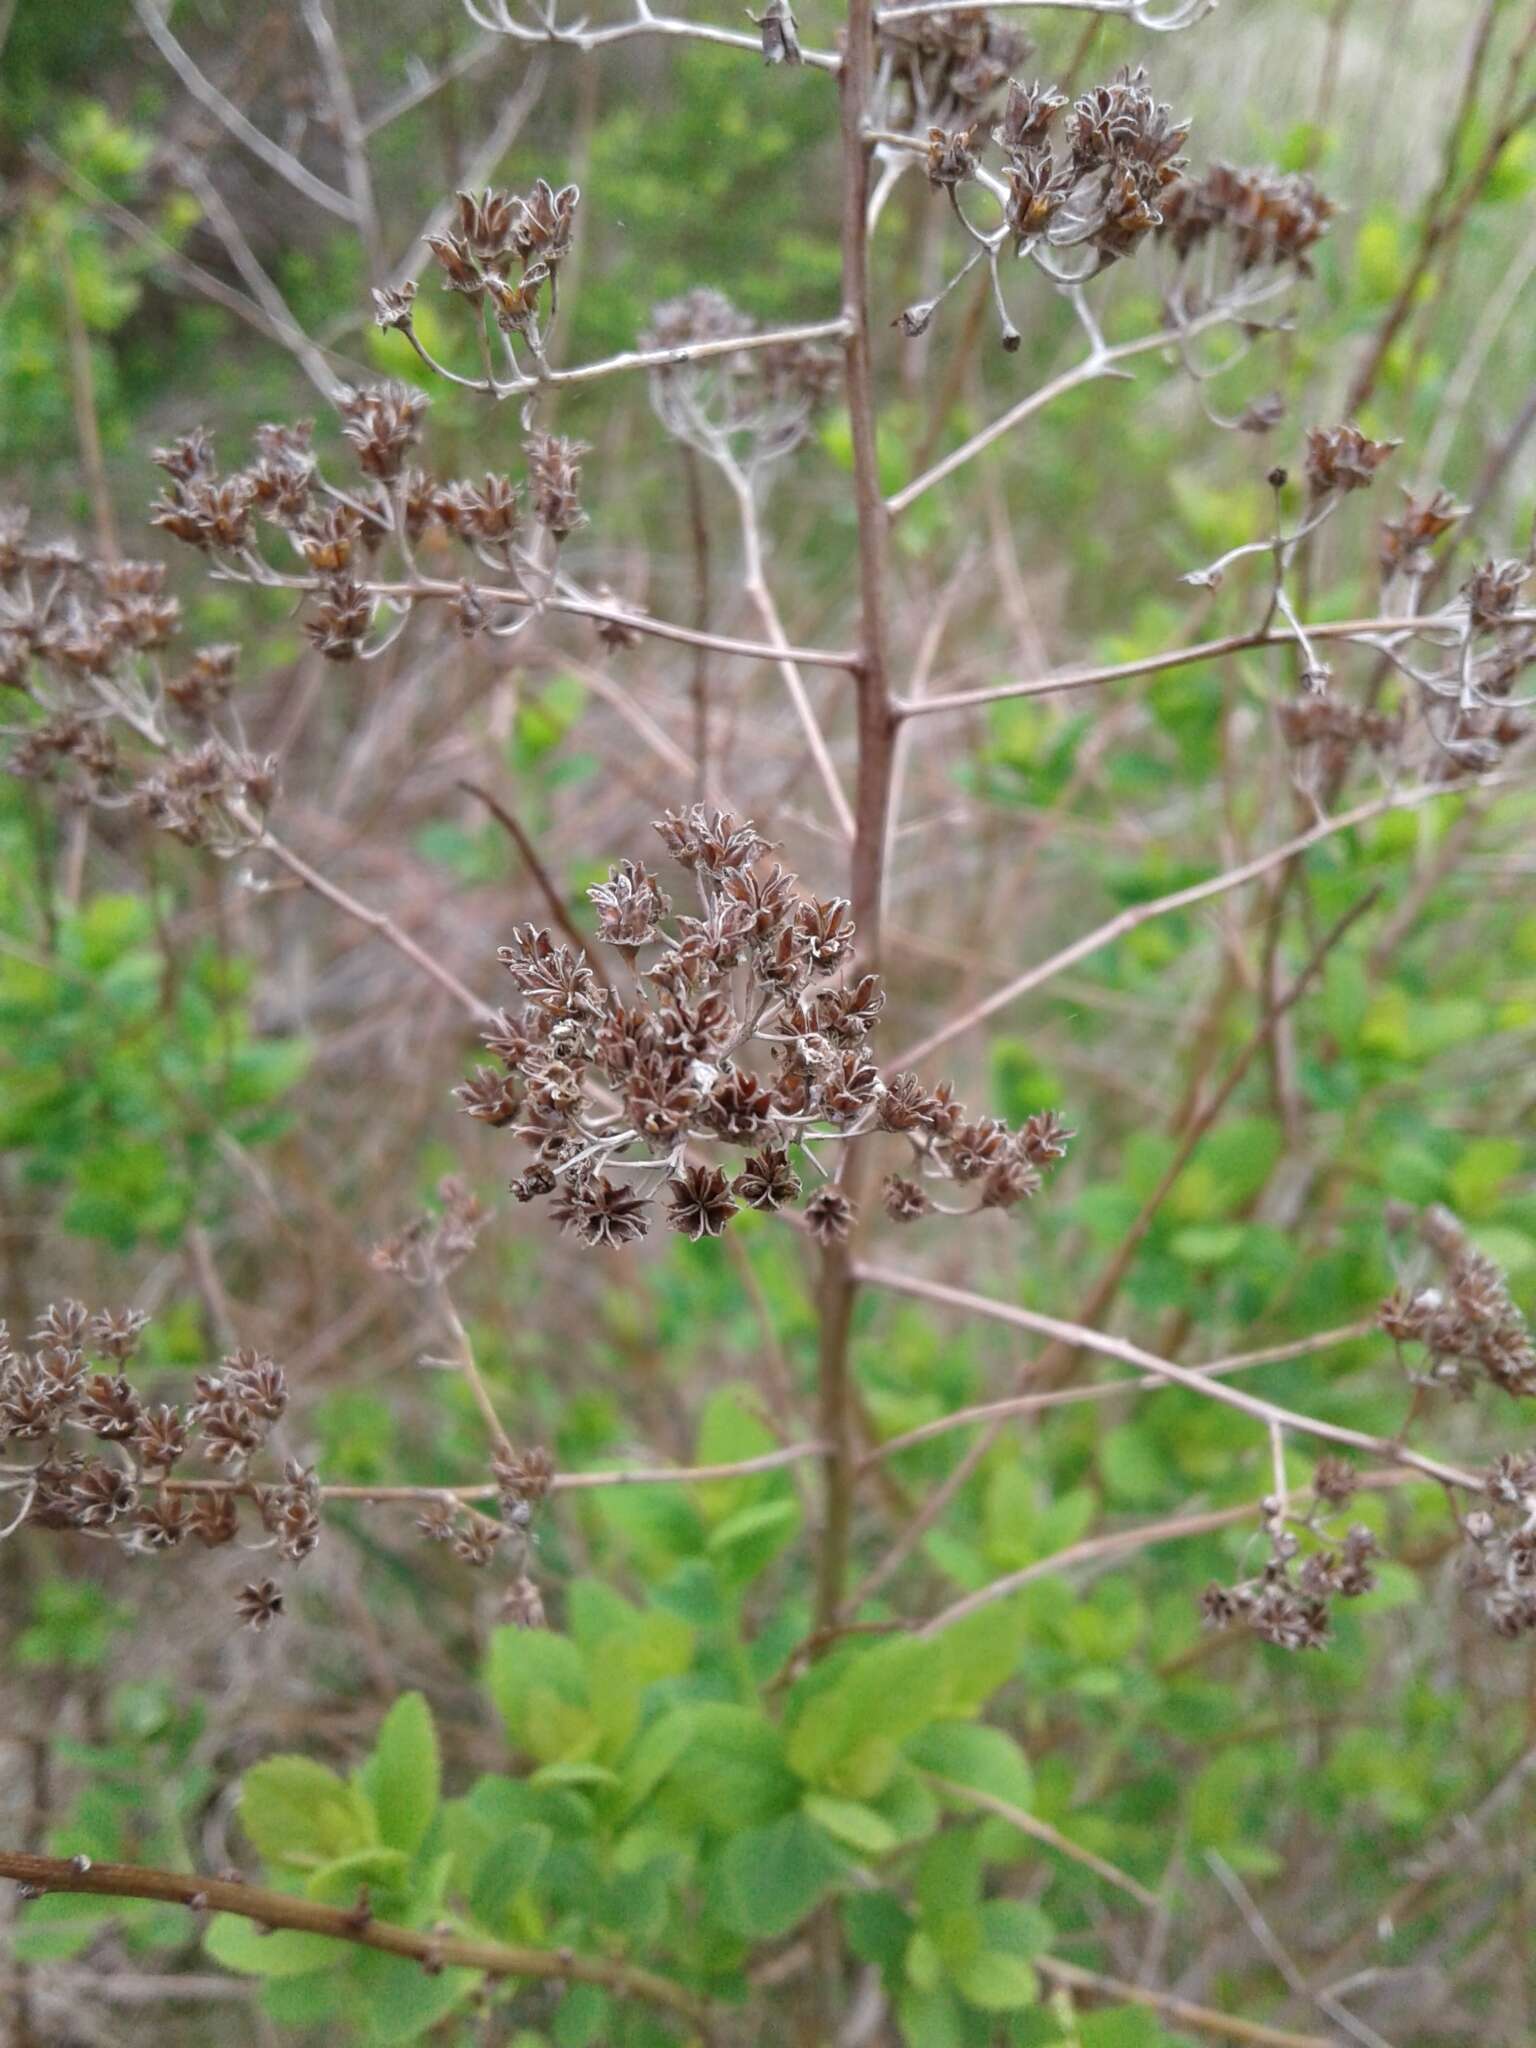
257 829 493 1023
922 1775 1160 1909
456 780 613 988
721 457 855 839
916 1467 1430 1637
856 1265 1482 1496
887 296 1283 518
859 1320 1377 1465
131 0 357 220
0 1852 714 2033
302 0 386 280
1036 1955 1333 2048
896 772 1526 1068
892 610 1536 720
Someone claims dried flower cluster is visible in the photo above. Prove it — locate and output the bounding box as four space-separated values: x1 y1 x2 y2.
413 178 581 358
0 1303 316 1628
146 399 591 666
1303 424 1401 500
371 1176 490 1290
0 508 275 849
1379 487 1467 584
877 6 1033 131
1157 163 1335 279
1201 1479 1380 1652
1189 427 1530 778
1461 1453 1536 1639
890 60 1330 353
1380 1205 1536 1400
455 805 1070 1247
1277 695 1403 786
415 1443 553 1623
643 291 840 473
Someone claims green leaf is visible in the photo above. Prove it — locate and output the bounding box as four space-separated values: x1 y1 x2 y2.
204 1914 346 1977
624 1702 799 1831
349 1947 480 2042
787 1637 950 1796
304 1849 412 1909
803 1792 900 1856
843 1890 913 1971
366 1693 440 1857
907 1722 1034 1813
468 1822 553 1929
485 1629 598 1764
951 1949 1039 2011
239 1756 376 1870
896 1983 966 2048
713 1811 845 1937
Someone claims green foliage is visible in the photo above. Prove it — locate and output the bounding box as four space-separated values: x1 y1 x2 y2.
0 836 307 1248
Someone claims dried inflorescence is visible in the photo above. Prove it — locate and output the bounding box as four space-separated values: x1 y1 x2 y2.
415 179 581 351
1304 424 1401 499
889 58 1330 354
147 395 589 665
0 510 275 849
1461 1453 1536 1639
1201 1488 1380 1651
1157 162 1335 278
642 290 839 473
923 66 1191 266
1277 695 1403 786
1380 1205 1536 1400
877 6 1034 131
410 1441 553 1616
1379 488 1467 584
0 1304 316 1628
456 805 1070 1247
371 1176 489 1289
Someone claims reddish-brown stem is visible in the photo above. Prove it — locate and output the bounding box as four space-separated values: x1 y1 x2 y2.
457 780 613 989
0 1851 714 2033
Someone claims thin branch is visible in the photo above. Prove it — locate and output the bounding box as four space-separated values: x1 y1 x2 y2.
467 0 838 72
887 296 1281 518
860 1320 1377 1465
153 1443 828 1506
856 1265 1482 1493
302 0 385 280
917 1467 1430 1637
132 0 357 221
1036 1956 1333 2048
457 780 614 988
0 1852 714 2034
721 457 855 839
893 610 1536 720
174 156 342 399
436 1288 514 1464
26 141 369 381
361 35 502 136
922 1775 1160 1910
256 828 494 1023
421 317 856 397
896 772 1525 1068
233 564 860 671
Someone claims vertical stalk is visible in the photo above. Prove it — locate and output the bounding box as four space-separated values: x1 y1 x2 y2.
839 0 898 957
813 0 897 1639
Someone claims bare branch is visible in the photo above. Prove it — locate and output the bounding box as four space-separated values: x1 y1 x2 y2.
918 1467 1432 1638
897 772 1527 1068
0 1852 714 2034
132 0 357 221
856 1264 1483 1492
887 295 1285 519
